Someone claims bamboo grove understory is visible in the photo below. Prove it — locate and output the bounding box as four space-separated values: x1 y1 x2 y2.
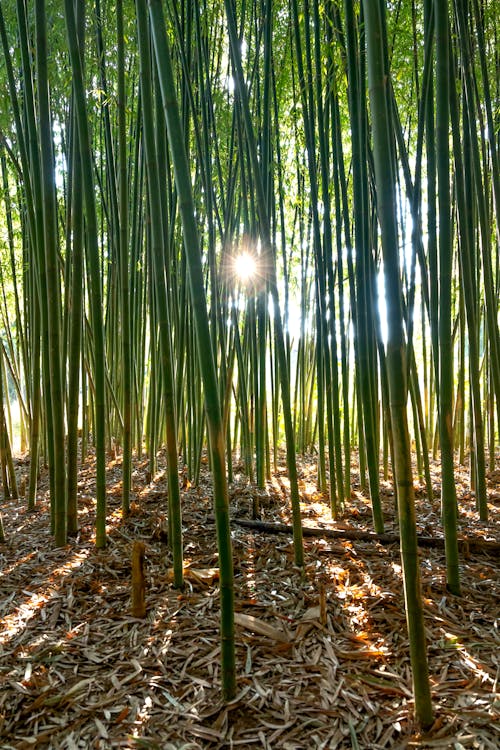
0 0 498 726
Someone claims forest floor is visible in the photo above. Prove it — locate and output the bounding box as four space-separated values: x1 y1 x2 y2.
0 450 499 750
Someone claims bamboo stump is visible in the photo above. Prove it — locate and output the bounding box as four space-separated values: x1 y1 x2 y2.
131 541 146 618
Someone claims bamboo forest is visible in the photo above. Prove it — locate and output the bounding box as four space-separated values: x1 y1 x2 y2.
0 0 498 747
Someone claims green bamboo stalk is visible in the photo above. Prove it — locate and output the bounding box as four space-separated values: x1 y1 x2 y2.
424 0 440 410
343 0 383 530
136 0 184 588
329 73 352 500
17 0 52 515
224 0 304 566
36 0 67 546
363 0 434 728
0 345 18 500
455 0 500 452
449 37 488 519
116 0 132 516
66 95 85 536
435 0 460 595
147 0 236 698
63 0 107 548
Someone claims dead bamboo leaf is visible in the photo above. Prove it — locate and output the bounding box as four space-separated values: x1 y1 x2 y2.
166 567 219 585
234 612 291 642
1 452 498 749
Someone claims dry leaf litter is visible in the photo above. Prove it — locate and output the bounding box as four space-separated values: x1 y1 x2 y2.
0 451 498 749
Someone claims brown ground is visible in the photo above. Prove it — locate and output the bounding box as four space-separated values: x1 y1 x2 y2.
0 451 499 749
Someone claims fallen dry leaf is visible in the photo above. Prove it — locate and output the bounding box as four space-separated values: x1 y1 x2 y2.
0 450 498 749
234 612 291 643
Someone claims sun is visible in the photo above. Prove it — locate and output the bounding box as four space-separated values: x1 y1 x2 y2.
234 252 257 282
